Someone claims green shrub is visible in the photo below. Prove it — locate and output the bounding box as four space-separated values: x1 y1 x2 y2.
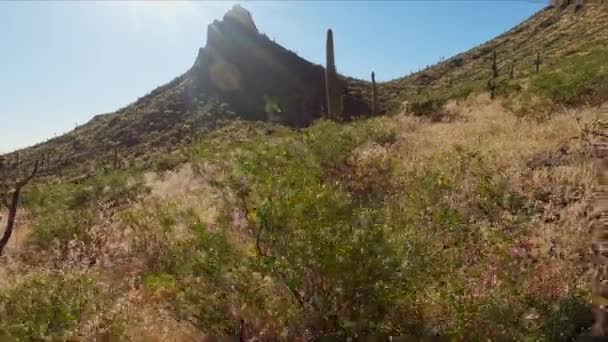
29 211 86 249
538 295 593 341
496 79 523 97
448 82 480 102
24 170 145 211
408 96 447 116
154 119 424 337
219 121 422 337
140 120 554 339
140 207 290 336
0 272 112 341
23 170 146 249
476 173 531 224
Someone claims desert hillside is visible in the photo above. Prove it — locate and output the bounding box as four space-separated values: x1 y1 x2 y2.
0 2 607 341
4 3 606 181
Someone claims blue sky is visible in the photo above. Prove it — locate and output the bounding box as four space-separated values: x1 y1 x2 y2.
0 1 545 153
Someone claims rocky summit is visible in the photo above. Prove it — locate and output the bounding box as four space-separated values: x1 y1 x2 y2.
191 5 369 126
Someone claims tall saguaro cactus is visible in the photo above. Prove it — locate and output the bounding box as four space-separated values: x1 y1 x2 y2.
488 50 498 100
325 29 341 119
491 50 499 79
113 147 119 169
371 71 377 116
535 51 542 73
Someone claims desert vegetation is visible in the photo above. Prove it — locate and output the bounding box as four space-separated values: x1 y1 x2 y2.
1 2 607 341
1 95 605 339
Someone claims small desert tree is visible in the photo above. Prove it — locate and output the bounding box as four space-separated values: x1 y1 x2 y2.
0 160 39 256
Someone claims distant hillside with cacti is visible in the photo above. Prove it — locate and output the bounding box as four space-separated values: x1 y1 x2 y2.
1 2 606 181
367 2 608 114
0 5 371 181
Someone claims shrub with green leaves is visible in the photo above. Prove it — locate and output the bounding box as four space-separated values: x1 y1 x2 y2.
126 119 588 339
407 95 447 116
23 170 147 249
140 119 424 337
29 211 87 249
0 272 112 341
207 120 427 337
138 204 296 337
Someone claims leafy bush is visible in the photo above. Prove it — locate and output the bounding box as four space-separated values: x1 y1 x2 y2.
408 96 447 116
23 170 147 249
0 272 113 341
168 119 559 338
136 204 295 337
29 211 87 249
145 119 428 337
25 170 145 211
214 120 427 337
538 295 593 341
447 81 481 102
496 79 523 97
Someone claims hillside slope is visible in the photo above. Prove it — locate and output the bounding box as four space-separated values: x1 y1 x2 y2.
1 95 605 340
1 5 370 180
2 3 606 180
359 2 608 112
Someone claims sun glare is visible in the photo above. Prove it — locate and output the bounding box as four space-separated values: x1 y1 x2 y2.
115 1 236 33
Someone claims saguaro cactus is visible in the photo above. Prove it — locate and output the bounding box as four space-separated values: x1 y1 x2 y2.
488 50 499 100
325 29 341 119
46 152 51 172
113 147 119 169
487 79 496 100
535 51 542 73
371 71 377 116
509 62 515 80
491 50 499 79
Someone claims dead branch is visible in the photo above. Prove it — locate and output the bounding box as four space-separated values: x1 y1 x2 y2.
0 160 39 256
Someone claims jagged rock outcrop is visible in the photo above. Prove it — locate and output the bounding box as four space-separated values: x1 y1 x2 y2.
0 5 373 180
190 5 369 126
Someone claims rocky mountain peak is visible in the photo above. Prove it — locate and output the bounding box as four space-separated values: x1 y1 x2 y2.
223 5 258 33
192 5 370 127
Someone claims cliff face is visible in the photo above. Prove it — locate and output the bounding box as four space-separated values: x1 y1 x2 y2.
190 5 369 126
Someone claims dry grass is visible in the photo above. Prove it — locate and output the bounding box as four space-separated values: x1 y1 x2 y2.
394 94 597 166
0 95 604 339
394 99 601 338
